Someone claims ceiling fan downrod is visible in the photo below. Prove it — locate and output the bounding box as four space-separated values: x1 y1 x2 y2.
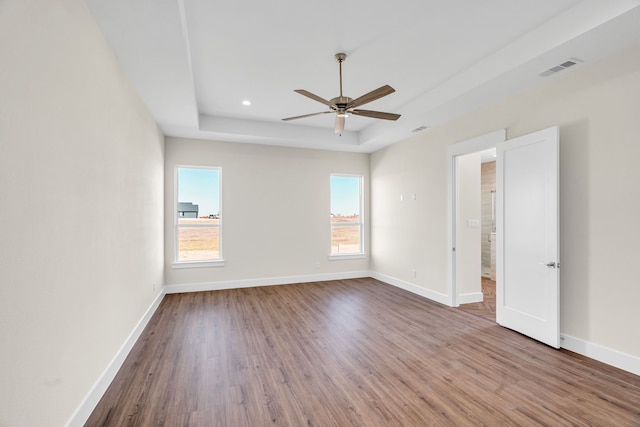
335 52 346 98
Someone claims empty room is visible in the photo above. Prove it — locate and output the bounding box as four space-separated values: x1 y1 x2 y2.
1 0 640 426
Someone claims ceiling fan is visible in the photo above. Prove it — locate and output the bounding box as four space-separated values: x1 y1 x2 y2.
282 53 401 134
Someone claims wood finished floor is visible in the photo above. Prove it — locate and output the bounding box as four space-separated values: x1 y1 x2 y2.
86 278 640 426
458 277 496 321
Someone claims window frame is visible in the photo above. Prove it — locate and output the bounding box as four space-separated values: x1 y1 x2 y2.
173 165 224 268
329 173 365 259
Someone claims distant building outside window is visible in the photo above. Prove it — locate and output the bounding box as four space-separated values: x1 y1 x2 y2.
175 167 222 263
330 174 363 255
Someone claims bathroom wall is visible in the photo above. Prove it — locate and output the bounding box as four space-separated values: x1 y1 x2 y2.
481 161 496 277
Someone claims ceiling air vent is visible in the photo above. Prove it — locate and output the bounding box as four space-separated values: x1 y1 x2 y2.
411 125 430 133
539 58 583 77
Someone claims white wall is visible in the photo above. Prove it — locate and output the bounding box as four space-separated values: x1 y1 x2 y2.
164 137 370 288
371 42 640 360
0 1 164 426
456 152 482 299
370 131 449 295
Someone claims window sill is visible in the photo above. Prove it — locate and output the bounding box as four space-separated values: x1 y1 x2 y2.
172 259 225 269
328 253 367 261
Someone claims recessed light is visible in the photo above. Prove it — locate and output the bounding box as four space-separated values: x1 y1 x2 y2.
242 100 251 106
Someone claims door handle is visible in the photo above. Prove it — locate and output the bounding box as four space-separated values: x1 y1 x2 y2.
545 262 557 269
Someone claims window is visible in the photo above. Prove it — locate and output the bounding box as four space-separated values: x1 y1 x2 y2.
330 174 363 255
175 167 222 265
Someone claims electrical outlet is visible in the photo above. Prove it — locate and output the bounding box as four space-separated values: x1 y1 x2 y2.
412 270 417 278
152 283 156 292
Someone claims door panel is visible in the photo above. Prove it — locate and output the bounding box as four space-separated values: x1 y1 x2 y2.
496 126 559 348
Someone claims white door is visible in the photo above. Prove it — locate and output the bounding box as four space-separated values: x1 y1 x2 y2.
496 126 559 348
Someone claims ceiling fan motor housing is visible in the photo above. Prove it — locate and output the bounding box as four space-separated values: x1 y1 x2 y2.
330 96 353 109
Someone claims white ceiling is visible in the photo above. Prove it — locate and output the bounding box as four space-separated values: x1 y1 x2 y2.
85 0 640 153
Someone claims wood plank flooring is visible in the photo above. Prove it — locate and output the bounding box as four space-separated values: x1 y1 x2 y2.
458 277 496 321
86 278 640 426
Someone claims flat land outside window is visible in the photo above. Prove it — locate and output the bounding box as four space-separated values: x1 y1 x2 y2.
175 167 221 263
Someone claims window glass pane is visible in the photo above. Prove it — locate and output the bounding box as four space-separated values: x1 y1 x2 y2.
176 167 221 262
330 175 360 217
331 224 362 254
177 226 219 261
177 168 220 221
330 175 362 254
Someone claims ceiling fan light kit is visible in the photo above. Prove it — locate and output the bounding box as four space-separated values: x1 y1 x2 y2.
282 53 401 135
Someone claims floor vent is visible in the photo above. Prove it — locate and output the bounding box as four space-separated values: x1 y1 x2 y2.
539 58 583 77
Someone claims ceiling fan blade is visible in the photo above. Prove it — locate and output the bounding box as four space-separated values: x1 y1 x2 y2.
282 111 333 121
352 109 401 121
334 115 346 134
294 89 334 107
348 85 395 108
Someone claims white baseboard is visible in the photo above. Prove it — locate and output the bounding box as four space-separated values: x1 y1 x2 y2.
65 289 167 427
370 271 451 306
164 271 370 294
560 334 640 377
457 292 484 304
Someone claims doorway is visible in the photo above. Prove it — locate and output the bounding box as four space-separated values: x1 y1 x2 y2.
447 129 505 311
447 129 506 310
458 151 497 321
